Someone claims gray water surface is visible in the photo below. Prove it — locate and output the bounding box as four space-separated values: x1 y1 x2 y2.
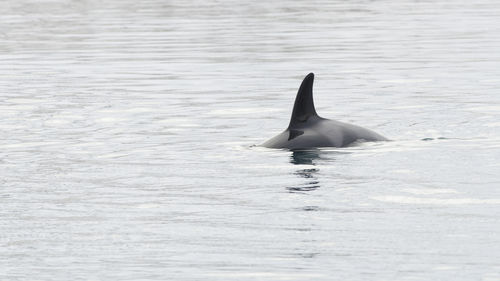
1 0 500 280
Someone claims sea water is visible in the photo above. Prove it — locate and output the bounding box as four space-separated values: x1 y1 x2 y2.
1 0 499 280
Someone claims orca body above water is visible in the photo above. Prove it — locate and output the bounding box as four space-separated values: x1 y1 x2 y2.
262 73 387 150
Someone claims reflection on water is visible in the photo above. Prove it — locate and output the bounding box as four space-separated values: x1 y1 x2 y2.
287 150 351 193
287 168 320 193
290 149 321 165
287 150 322 192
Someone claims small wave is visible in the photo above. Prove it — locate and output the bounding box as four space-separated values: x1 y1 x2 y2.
373 195 500 205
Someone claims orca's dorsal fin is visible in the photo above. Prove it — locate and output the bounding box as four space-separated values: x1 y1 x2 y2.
288 73 318 128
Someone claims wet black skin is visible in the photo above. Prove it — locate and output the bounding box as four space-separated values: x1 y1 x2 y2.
262 73 387 150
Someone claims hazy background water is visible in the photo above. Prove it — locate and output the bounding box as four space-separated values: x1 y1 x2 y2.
1 0 500 280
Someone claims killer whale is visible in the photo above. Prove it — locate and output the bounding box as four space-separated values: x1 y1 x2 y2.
262 73 387 149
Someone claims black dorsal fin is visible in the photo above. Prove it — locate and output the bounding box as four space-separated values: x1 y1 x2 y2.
288 73 318 128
